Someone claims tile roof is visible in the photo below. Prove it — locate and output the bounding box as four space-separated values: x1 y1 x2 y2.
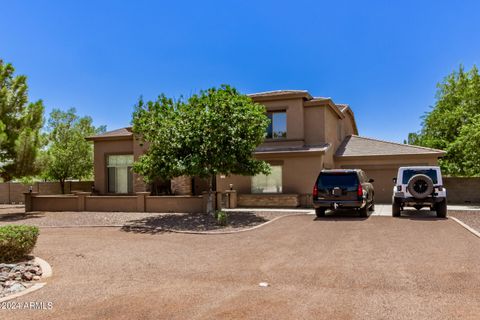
87 127 133 140
336 104 349 112
256 143 330 154
248 90 313 100
335 135 445 157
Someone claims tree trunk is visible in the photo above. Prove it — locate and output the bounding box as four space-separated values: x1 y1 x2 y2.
60 179 65 194
206 175 215 215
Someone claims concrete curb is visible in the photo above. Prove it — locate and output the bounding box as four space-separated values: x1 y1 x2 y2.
449 216 480 239
0 256 53 302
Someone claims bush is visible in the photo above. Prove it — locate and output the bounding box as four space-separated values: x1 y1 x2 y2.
215 211 228 226
0 225 39 262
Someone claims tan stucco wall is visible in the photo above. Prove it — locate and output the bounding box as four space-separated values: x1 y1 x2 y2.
324 107 342 150
304 106 326 145
28 194 207 213
443 177 480 204
0 181 94 204
86 196 138 212
93 139 134 194
343 112 356 137
337 155 440 203
217 154 324 195
262 98 304 141
146 196 203 213
31 195 78 212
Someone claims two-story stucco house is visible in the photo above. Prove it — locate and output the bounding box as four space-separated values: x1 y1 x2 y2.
87 90 445 204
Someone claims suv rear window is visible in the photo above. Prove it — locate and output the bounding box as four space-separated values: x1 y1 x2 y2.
317 172 359 191
402 169 438 184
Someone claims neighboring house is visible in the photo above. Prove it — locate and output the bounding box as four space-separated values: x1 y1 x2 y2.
87 90 445 204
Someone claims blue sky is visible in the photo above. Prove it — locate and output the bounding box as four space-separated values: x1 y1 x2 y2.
2 0 479 142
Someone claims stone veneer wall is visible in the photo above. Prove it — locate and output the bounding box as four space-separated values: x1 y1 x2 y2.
237 194 300 208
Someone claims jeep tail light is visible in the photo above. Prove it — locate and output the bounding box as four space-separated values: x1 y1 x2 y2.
313 185 318 198
397 186 402 191
357 184 363 198
437 186 443 192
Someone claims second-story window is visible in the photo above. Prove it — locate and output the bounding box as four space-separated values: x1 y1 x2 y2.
266 111 287 139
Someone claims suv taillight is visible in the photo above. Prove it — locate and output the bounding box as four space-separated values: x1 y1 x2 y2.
313 185 318 198
357 184 363 198
397 186 402 191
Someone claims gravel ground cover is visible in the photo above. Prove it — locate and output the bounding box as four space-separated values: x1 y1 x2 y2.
121 211 287 233
449 210 480 233
0 207 291 231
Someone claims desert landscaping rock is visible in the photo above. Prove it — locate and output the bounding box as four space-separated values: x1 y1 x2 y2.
0 206 292 231
0 260 43 298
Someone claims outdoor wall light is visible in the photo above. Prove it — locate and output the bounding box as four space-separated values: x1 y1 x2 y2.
29 186 33 193
229 184 233 190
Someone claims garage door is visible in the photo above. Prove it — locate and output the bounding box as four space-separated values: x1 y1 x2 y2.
362 168 397 204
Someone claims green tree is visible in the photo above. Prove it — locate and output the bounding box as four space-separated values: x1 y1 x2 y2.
0 60 44 181
408 65 480 176
133 85 271 212
43 108 105 193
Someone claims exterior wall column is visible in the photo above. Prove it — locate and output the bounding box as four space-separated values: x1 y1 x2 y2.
136 192 150 212
75 192 91 211
225 190 237 208
23 192 38 212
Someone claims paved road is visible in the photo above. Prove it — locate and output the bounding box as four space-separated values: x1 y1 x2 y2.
3 215 480 320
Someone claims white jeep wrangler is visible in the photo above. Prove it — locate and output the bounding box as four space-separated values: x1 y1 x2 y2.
392 166 447 218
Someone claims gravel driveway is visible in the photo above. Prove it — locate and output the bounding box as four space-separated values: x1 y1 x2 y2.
2 214 479 320
449 210 480 233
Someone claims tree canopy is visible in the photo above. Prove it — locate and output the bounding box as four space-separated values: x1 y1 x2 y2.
408 65 480 176
0 60 44 181
42 108 105 193
132 85 271 186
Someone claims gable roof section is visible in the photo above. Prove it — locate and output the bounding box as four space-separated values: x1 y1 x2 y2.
336 104 359 135
86 127 133 141
336 104 349 112
335 135 445 158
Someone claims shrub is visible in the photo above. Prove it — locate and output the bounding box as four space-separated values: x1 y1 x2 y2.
0 225 39 262
215 211 228 226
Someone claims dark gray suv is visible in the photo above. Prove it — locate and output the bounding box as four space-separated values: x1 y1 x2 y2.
313 169 375 218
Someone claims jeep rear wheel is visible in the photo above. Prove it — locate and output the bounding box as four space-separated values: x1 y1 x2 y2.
315 208 326 218
392 201 401 217
435 199 447 218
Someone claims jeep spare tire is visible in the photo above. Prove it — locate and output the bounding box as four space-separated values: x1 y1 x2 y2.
407 174 434 199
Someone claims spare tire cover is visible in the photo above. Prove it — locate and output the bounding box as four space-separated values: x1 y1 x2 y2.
407 174 434 199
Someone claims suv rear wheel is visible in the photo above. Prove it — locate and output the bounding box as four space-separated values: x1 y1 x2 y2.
359 205 368 218
392 200 401 217
435 199 447 218
315 208 326 218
